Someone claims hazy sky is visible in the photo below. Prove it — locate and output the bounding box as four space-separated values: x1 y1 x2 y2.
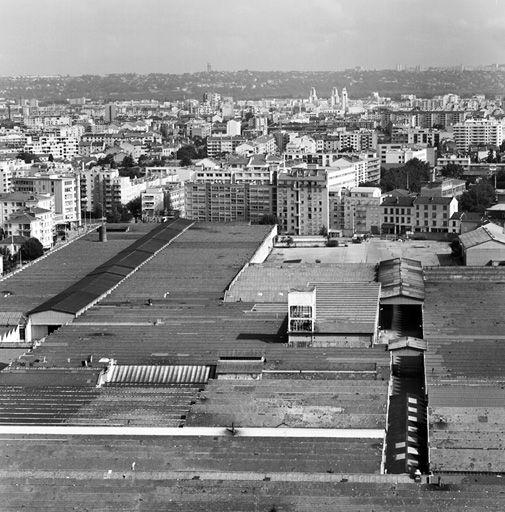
1 0 504 75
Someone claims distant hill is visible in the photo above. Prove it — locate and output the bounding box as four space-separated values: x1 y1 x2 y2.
1 69 505 102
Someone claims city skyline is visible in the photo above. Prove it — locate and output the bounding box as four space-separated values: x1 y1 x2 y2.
1 0 504 75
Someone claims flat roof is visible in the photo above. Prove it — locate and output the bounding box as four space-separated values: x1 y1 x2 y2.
187 378 388 429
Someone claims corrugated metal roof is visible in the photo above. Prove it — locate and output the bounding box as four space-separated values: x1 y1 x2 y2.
308 282 380 334
377 258 424 301
29 218 193 317
109 364 210 385
460 222 505 250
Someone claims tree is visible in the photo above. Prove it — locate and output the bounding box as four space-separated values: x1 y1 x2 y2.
122 155 135 168
97 154 116 168
459 180 495 213
319 225 328 237
380 158 431 193
16 151 40 164
20 237 44 261
126 197 142 219
440 163 464 180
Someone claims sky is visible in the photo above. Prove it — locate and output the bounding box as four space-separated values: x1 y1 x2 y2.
0 0 504 75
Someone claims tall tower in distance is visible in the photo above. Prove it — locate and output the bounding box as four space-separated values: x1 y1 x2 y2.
341 87 349 112
330 87 340 107
104 102 117 124
206 62 212 73
308 87 318 103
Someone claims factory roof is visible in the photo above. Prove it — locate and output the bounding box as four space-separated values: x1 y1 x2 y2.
459 222 505 250
309 282 380 334
0 226 155 314
377 258 424 301
225 263 375 303
29 218 194 316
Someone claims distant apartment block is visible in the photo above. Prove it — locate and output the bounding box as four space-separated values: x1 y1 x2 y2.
420 179 466 198
12 174 81 225
184 181 274 223
453 119 505 152
206 135 246 157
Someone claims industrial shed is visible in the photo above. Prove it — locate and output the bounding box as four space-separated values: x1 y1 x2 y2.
459 222 505 265
27 218 193 339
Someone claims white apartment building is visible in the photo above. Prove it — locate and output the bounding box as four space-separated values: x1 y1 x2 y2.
0 159 32 193
0 192 54 226
436 155 471 170
5 208 54 249
141 188 165 219
453 119 505 152
24 134 80 160
12 174 80 225
377 144 429 168
413 196 458 233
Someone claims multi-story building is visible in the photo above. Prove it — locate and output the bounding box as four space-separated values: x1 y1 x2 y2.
391 127 440 147
0 159 32 193
206 135 246 157
453 119 505 152
24 134 80 161
380 195 415 235
377 143 430 168
5 207 54 249
314 129 377 152
413 196 458 233
0 192 54 226
342 187 382 236
420 179 466 198
12 174 80 226
184 181 274 223
436 155 471 170
276 167 329 235
141 188 165 219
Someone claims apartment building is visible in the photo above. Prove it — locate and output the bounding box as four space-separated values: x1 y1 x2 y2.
391 127 440 147
381 195 415 235
413 196 458 233
314 129 377 152
307 152 380 184
12 174 80 225
420 179 466 198
0 192 54 226
377 143 430 168
206 135 246 157
24 134 80 160
453 119 505 152
343 187 382 236
276 168 329 235
141 188 165 219
184 181 274 223
5 208 54 249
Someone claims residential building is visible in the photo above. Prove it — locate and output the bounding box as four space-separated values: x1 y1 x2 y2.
206 135 246 157
391 127 440 147
377 144 430 168
5 207 54 249
12 174 81 226
380 195 415 235
420 179 466 198
0 192 54 226
276 167 329 235
413 196 458 233
453 119 505 152
184 181 274 223
24 134 80 161
141 188 165 219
